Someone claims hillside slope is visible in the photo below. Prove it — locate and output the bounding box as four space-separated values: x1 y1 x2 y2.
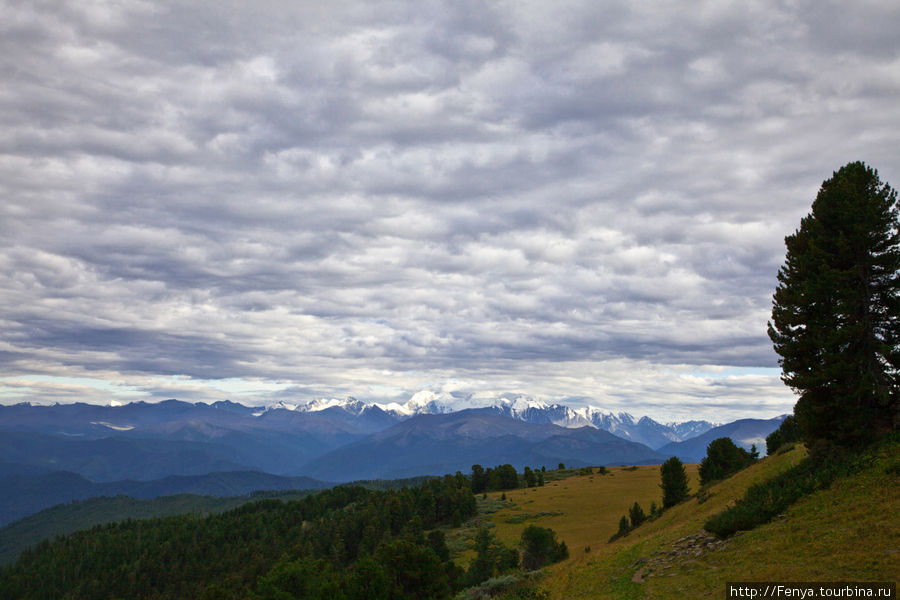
479 440 898 599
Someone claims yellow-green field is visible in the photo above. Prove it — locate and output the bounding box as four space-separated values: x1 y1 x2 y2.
470 444 899 599
483 464 699 554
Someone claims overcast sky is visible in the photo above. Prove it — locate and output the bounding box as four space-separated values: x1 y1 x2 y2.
1 1 898 421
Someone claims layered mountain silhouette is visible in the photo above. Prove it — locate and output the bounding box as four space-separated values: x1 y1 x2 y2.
299 409 668 481
0 398 784 525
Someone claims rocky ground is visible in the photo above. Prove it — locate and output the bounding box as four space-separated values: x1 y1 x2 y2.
630 531 732 582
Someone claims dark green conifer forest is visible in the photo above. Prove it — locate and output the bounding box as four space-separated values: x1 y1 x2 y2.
0 463 574 599
0 475 477 600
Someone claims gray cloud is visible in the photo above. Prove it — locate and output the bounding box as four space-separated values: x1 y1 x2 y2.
1 0 898 420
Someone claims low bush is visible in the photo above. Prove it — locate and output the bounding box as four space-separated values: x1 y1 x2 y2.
520 525 568 570
704 447 854 538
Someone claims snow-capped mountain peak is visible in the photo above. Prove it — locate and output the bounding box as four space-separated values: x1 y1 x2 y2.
298 397 368 416
392 391 453 416
261 391 719 451
482 398 719 450
668 419 720 439
271 400 298 411
491 396 592 428
378 401 410 415
301 398 343 412
496 396 550 414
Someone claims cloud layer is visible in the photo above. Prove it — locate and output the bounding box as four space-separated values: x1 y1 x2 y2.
2 1 899 420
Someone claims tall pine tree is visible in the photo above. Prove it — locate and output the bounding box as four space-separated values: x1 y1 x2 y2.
768 161 900 447
659 456 690 508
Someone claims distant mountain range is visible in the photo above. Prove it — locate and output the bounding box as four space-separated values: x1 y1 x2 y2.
0 396 785 524
484 396 718 449
291 393 722 450
300 409 668 481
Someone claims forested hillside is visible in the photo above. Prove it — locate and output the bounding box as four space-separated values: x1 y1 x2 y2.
0 475 476 599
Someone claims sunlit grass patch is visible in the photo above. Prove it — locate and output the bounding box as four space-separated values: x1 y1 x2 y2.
526 442 897 599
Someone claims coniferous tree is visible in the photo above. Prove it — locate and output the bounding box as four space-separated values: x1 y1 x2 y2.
628 502 647 528
768 162 900 447
615 515 630 538
699 437 755 485
523 466 537 487
660 456 690 508
465 527 518 586
471 464 487 494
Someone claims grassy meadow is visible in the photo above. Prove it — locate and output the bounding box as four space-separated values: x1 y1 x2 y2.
470 443 898 599
484 464 699 555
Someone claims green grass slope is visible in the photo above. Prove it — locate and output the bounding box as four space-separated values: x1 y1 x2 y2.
533 441 898 599
471 442 897 599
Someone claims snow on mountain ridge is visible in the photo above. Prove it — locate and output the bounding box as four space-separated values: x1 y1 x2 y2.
486 399 719 449
294 392 455 418
272 400 298 411
267 392 719 450
498 396 550 413
299 397 368 415
402 390 453 415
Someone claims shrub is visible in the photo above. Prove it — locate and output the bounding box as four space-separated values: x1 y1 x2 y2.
704 450 852 538
520 526 568 570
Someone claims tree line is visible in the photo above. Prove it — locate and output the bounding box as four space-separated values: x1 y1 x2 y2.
470 463 547 493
